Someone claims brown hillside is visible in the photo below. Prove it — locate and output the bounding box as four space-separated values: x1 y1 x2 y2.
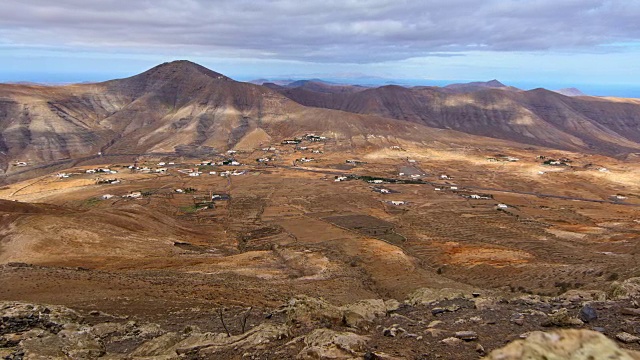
273 83 640 155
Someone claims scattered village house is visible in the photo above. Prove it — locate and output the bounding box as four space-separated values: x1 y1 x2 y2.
123 192 142 199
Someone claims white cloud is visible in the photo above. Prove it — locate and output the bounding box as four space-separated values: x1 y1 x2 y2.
0 0 638 63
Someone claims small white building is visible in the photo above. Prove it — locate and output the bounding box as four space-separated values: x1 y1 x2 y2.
470 194 482 199
380 189 390 194
188 172 201 177
157 162 166 166
408 159 416 163
390 201 406 206
497 204 508 209
434 188 441 191
369 179 384 184
335 176 348 182
101 194 114 200
123 192 142 199
450 186 458 190
440 174 450 179
209 171 217 175
86 169 96 174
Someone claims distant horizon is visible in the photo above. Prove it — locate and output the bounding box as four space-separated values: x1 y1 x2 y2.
2 62 639 99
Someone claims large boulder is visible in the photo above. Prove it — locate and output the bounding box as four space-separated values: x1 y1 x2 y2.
340 299 388 328
297 328 369 359
484 329 640 360
0 301 81 335
285 296 396 328
285 296 344 326
609 278 640 300
21 327 105 359
173 323 289 356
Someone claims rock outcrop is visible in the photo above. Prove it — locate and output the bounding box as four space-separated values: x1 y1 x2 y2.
484 329 640 360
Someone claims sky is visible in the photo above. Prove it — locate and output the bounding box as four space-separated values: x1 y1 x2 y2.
1 0 639 97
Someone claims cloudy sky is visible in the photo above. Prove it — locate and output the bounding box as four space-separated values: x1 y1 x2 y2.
1 0 639 96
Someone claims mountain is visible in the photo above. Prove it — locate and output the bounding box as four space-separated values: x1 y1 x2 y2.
271 82 640 155
441 79 512 94
0 60 503 176
554 87 587 97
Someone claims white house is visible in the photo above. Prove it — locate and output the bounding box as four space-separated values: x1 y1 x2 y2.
440 174 450 179
434 188 441 191
369 179 384 184
390 201 405 206
335 176 348 182
470 194 482 199
123 192 142 199
157 162 166 166
408 159 416 163
497 204 508 209
86 169 96 174
450 186 458 190
188 172 201 177
380 189 390 194
101 194 114 200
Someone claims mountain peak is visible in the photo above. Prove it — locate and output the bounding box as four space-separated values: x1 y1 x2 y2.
486 79 506 87
145 60 229 80
554 87 587 97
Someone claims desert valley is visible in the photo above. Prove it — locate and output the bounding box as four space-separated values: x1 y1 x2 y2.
1 61 640 359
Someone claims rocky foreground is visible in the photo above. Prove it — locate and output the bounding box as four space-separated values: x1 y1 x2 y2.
4 279 640 359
